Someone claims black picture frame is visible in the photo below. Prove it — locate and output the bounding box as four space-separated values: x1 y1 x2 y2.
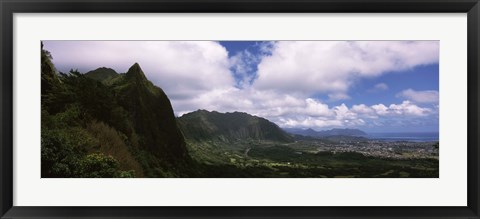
1 0 479 218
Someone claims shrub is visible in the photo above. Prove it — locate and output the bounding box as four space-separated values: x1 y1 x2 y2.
76 153 120 178
41 127 96 177
86 121 144 177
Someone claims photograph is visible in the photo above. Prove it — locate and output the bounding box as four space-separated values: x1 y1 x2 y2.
41 40 440 178
2 0 478 217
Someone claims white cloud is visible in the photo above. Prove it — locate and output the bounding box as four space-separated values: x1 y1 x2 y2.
174 86 436 129
388 101 432 116
44 41 235 101
371 104 390 116
369 101 432 117
351 104 377 118
369 83 389 92
328 93 351 101
229 50 259 88
304 98 333 117
44 41 439 131
396 89 439 103
375 83 389 90
253 41 438 95
258 41 276 55
334 104 357 120
279 117 344 129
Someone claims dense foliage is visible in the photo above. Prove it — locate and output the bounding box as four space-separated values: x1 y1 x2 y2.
183 139 438 178
177 110 294 143
41 44 189 177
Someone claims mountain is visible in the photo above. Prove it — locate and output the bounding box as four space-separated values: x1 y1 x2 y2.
284 128 367 138
41 47 190 177
284 128 318 136
85 67 119 82
110 63 189 162
177 110 294 143
317 128 367 136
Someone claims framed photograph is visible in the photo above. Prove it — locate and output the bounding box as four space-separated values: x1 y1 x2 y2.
1 0 479 218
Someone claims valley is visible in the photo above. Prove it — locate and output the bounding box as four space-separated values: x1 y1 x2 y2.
185 138 438 178
177 109 438 178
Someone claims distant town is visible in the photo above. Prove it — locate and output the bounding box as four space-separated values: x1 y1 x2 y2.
287 138 438 159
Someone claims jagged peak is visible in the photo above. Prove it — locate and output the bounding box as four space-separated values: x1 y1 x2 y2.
131 62 141 68
126 62 147 81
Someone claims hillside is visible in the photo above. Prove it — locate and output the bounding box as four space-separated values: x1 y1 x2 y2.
41 46 190 177
110 63 188 162
177 110 294 143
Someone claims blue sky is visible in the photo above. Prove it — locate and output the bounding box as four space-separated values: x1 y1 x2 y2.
43 41 439 133
341 65 438 106
219 41 439 132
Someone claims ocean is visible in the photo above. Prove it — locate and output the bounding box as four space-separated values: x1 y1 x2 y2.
366 132 439 142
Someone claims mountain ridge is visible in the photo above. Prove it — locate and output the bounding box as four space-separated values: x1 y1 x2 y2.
177 109 294 143
284 128 367 138
85 67 119 82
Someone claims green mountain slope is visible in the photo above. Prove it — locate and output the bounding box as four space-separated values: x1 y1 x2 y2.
110 63 188 162
177 110 294 143
41 45 190 177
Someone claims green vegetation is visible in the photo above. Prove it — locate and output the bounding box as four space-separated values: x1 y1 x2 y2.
183 139 438 178
85 67 119 82
177 110 293 143
41 44 189 178
248 147 438 177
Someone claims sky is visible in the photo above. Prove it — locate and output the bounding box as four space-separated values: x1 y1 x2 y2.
43 41 439 133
